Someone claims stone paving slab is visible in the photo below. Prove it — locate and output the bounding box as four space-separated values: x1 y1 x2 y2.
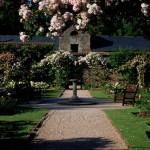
29 90 129 150
61 89 93 98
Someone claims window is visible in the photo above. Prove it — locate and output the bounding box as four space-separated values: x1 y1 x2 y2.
71 44 78 52
70 31 78 36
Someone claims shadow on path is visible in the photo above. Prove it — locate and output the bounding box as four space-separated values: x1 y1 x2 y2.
0 120 34 150
30 137 117 150
20 97 123 110
37 98 114 104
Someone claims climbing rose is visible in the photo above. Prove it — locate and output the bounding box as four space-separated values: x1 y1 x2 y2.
33 0 39 3
19 0 102 41
141 3 150 17
20 32 30 42
19 4 32 21
19 0 150 42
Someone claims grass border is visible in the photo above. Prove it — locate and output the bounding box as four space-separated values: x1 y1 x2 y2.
104 110 130 149
27 111 49 142
104 108 150 149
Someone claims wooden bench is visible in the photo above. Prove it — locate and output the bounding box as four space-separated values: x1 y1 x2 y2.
114 83 139 106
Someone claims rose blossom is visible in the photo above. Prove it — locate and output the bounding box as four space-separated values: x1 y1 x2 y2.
33 0 38 3
20 34 30 42
39 26 44 32
141 3 150 17
73 3 81 12
19 4 32 20
87 3 102 15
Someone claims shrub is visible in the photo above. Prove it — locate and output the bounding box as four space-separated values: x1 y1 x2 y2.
136 100 150 113
107 47 136 69
0 97 17 114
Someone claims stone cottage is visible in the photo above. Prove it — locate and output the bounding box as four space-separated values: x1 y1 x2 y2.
59 26 90 53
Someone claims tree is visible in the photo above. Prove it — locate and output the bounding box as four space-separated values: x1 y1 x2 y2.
0 0 24 35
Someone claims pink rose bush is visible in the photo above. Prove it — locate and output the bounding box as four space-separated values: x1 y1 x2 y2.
18 0 150 42
19 4 33 21
19 0 102 41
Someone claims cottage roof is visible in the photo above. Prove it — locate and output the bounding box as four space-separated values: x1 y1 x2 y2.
0 35 59 50
0 35 150 51
91 35 150 51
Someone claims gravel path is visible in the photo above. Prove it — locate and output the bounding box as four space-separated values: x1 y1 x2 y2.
30 90 128 150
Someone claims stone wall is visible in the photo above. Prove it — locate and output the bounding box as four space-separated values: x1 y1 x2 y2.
59 26 91 53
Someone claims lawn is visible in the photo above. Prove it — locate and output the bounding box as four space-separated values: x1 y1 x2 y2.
0 89 63 149
0 90 63 150
105 108 150 149
89 89 112 99
0 107 48 149
41 89 64 98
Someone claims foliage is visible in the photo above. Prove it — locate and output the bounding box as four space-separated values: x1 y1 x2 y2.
31 63 55 84
38 51 105 88
0 107 47 149
0 43 55 102
118 53 150 87
80 53 107 89
115 18 144 36
136 100 150 113
107 48 136 69
0 43 54 85
120 68 138 83
37 50 75 87
53 68 70 88
0 97 17 114
107 49 150 86
105 108 150 148
0 0 24 34
30 81 49 88
137 88 150 100
83 66 109 89
136 88 150 113
99 0 150 37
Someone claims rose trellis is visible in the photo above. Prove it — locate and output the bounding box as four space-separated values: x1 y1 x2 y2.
36 50 106 88
118 54 150 88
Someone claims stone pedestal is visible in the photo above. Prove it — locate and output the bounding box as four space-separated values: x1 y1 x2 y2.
70 79 79 101
57 79 97 106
